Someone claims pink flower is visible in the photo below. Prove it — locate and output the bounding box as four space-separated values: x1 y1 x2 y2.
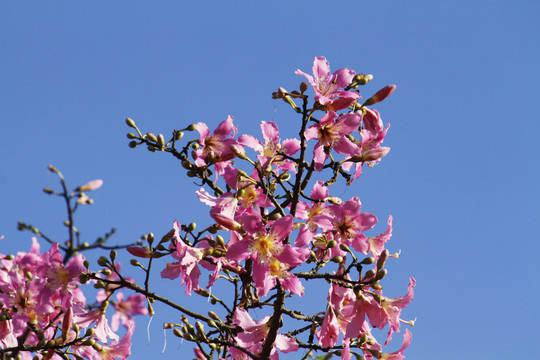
369 215 393 259
194 116 238 167
110 292 148 331
296 56 361 110
79 319 134 360
305 111 362 171
316 306 340 348
74 305 119 343
238 121 300 174
329 197 378 254
161 220 207 295
231 308 298 359
295 181 333 246
227 213 310 296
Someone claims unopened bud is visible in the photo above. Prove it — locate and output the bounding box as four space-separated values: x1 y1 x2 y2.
186 124 196 131
130 259 140 266
362 147 391 162
43 188 54 194
175 131 184 140
360 257 375 265
145 132 157 142
101 269 111 276
376 250 389 269
157 134 165 147
173 328 183 338
365 85 396 106
216 235 225 246
339 244 350 253
125 118 136 128
110 250 117 261
374 269 387 281
326 196 342 205
268 212 282 221
300 82 308 93
187 223 196 232
128 141 138 148
181 160 192 169
82 338 95 346
208 311 221 321
327 240 337 249
372 283 383 290
364 269 376 280
127 132 137 139
147 145 156 152
195 321 206 338
97 256 109 267
331 256 343 263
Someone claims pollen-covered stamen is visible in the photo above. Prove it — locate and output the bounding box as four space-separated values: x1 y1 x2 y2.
46 266 71 289
335 216 358 239
269 258 287 278
249 233 276 261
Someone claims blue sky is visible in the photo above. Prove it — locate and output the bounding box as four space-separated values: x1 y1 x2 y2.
1 1 539 359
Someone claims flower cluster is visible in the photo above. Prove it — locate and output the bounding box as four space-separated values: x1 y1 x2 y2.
123 56 414 359
2 56 414 360
0 238 146 360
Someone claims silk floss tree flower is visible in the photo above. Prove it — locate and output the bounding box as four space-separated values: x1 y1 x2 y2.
304 111 363 171
227 212 310 296
296 56 361 110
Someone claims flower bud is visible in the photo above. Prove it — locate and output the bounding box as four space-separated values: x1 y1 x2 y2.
362 147 390 162
216 235 225 246
82 338 96 346
365 85 396 106
125 118 136 128
374 268 387 281
127 246 153 258
145 132 158 143
268 212 282 221
186 124 196 131
130 259 140 266
208 311 221 321
327 239 337 249
300 81 308 93
372 283 383 290
364 269 376 279
173 328 183 338
331 256 343 263
376 249 389 269
187 223 196 232
97 256 109 267
157 134 165 147
175 131 184 140
360 256 375 265
43 188 54 194
128 141 138 148
127 132 137 139
208 320 218 328
181 160 192 169
195 321 206 338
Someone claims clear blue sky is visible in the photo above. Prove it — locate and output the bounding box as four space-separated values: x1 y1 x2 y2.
1 1 539 359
